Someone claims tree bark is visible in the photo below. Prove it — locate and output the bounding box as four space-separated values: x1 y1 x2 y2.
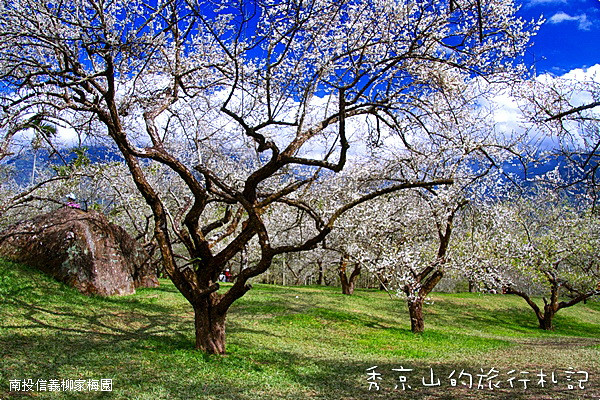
407 298 425 334
339 256 361 295
402 270 443 334
341 277 355 295
316 260 323 286
538 306 555 330
193 295 227 354
505 286 559 331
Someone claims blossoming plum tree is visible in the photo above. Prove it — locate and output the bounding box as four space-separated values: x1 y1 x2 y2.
0 0 535 353
459 186 600 330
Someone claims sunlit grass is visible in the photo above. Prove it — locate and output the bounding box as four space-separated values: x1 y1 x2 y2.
1 259 599 399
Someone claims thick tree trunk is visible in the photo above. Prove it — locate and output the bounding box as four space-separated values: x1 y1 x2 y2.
341 278 355 295
505 286 562 331
538 306 555 330
403 270 442 334
468 280 476 293
316 261 323 286
193 297 227 354
339 257 360 295
407 298 425 334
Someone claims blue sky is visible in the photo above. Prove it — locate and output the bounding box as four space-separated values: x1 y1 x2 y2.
517 0 600 74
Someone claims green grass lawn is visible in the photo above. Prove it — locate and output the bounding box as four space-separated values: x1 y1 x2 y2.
1 259 599 399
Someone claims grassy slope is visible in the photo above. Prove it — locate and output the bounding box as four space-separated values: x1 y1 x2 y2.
0 259 599 399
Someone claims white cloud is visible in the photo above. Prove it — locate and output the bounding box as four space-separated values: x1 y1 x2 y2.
560 63 600 83
548 12 592 30
477 64 600 152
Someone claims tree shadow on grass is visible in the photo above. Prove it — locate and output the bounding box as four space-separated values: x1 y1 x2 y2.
2 331 597 400
1 297 598 399
2 263 598 399
2 297 193 346
0 262 188 317
232 297 404 332
428 297 600 339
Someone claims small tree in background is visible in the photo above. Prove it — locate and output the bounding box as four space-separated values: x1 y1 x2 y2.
462 186 600 330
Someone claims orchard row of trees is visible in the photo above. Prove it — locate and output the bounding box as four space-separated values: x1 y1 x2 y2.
0 0 598 353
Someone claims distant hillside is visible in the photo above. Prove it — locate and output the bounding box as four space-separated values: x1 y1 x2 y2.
2 146 122 184
2 145 593 196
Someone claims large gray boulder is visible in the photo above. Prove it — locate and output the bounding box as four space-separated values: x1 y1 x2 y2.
0 207 158 296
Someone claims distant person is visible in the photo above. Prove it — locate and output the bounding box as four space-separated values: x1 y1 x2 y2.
66 193 81 209
224 269 232 282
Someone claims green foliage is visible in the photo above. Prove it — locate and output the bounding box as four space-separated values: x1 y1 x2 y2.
52 147 91 177
1 259 599 399
52 164 71 177
89 202 103 211
71 147 91 169
26 116 57 150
